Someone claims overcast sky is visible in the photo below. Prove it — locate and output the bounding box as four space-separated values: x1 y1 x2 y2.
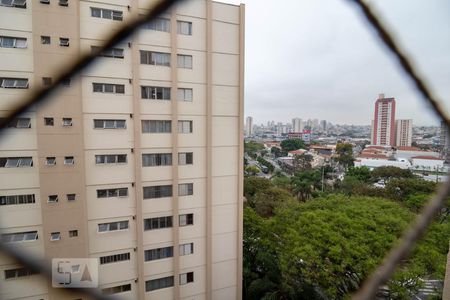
223 0 450 126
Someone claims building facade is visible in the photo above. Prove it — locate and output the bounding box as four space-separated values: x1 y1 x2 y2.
245 116 252 136
395 119 412 147
292 118 303 133
0 0 244 299
371 93 396 146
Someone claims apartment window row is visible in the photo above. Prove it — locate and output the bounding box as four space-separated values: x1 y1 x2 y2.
97 187 128 198
144 246 173 261
93 119 126 129
143 183 193 199
144 243 193 262
0 194 35 206
0 77 28 89
1 231 38 243
0 36 26 48
93 82 125 93
91 46 124 59
4 267 39 280
39 0 68 6
45 156 74 165
0 0 26 9
0 117 31 128
145 272 193 292
141 120 193 133
142 152 193 167
44 117 73 126
140 51 192 69
141 86 193 101
47 193 76 203
95 154 127 164
99 252 130 265
50 230 77 241
91 7 123 21
98 220 129 232
143 214 193 231
0 157 32 168
40 36 70 47
102 284 131 295
143 19 192 36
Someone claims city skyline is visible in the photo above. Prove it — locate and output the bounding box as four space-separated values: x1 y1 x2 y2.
224 0 450 126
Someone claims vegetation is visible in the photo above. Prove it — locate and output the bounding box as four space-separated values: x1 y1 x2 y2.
335 143 354 169
245 165 261 176
245 141 265 158
280 139 306 154
243 165 449 299
257 156 275 173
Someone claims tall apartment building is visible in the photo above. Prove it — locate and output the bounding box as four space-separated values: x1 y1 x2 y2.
371 93 396 146
0 1 244 300
292 118 303 133
245 116 252 136
395 119 412 147
440 121 450 162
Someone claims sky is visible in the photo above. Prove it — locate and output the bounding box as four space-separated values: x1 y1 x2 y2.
222 0 450 126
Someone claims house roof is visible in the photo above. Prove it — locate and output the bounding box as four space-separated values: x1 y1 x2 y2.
397 146 421 151
412 156 444 161
358 154 388 159
289 149 307 155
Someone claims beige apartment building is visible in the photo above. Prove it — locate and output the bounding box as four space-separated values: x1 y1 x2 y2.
0 0 244 299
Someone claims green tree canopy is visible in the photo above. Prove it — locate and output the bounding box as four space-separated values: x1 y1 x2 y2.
249 187 295 218
244 177 273 200
335 143 354 169
290 170 321 201
346 166 371 183
371 166 414 183
281 139 306 153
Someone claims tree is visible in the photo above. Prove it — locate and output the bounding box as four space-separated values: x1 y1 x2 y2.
281 139 306 153
346 166 371 183
293 153 313 171
335 143 354 169
290 170 321 201
250 187 295 218
244 177 273 200
245 141 265 157
384 178 436 201
272 174 291 190
245 165 261 176
271 146 282 158
371 166 414 183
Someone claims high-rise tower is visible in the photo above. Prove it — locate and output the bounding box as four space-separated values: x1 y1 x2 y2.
371 93 396 146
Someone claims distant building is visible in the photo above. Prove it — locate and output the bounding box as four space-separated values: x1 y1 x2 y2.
440 121 450 162
246 116 254 136
320 120 327 132
411 156 445 171
396 119 413 147
288 130 311 144
372 94 396 146
292 118 303 133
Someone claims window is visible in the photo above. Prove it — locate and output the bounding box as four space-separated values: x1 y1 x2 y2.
64 156 74 165
0 0 26 8
67 194 76 201
178 120 193 133
69 230 78 237
178 152 193 165
102 284 131 295
145 276 174 292
0 118 31 128
50 232 61 241
144 246 173 261
41 36 50 44
45 157 56 166
143 17 170 32
40 0 49 4
98 220 129 233
45 117 54 126
0 78 28 89
95 154 127 164
42 77 52 86
59 38 69 47
62 118 72 126
92 83 125 93
177 88 193 102
179 272 194 285
178 183 193 196
97 187 128 198
61 78 71 86
91 7 123 21
142 153 172 167
0 157 33 168
4 267 38 280
48 195 58 203
91 46 124 59
143 216 172 231
141 86 170 100
179 213 193 226
0 194 35 206
141 120 171 133
143 185 172 199
99 252 130 264
0 36 27 48
179 243 194 256
59 0 68 6
1 231 38 243
177 54 192 69
93 119 126 129
177 21 192 35
140 50 170 66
